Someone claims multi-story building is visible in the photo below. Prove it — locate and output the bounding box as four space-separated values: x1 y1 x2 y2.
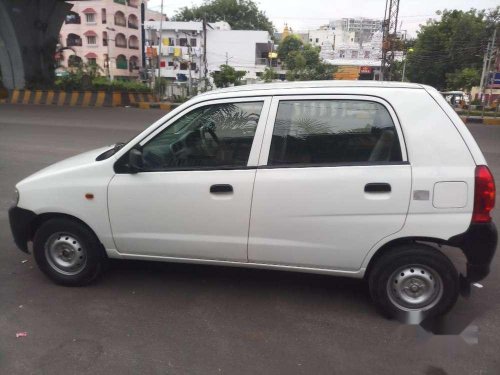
330 18 382 43
58 0 165 80
144 20 275 87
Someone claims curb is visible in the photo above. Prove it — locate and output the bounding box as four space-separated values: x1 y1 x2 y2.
0 89 155 107
460 116 500 125
130 102 180 110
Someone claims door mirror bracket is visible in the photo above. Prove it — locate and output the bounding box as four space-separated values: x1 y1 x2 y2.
128 148 143 173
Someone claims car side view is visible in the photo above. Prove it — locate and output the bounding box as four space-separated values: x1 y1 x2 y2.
9 81 497 320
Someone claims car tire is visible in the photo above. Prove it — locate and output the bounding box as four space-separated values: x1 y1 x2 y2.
368 243 459 322
33 218 106 286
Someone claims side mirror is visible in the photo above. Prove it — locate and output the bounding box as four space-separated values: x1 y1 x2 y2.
128 148 143 173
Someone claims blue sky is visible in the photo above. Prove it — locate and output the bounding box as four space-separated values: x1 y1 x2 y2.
147 0 499 36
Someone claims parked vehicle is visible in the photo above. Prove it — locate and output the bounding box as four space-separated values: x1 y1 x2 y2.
9 81 497 320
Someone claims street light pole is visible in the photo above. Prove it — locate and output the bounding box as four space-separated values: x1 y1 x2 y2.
156 0 164 100
106 27 116 81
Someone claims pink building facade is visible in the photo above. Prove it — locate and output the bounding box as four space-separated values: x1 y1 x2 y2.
59 0 165 80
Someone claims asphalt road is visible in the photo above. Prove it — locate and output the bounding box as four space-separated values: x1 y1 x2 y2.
1 104 499 375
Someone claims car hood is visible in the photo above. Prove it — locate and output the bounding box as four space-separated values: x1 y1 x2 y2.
17 145 113 185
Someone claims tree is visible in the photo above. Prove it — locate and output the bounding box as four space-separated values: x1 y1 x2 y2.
174 0 274 36
210 64 246 87
261 67 276 82
446 67 481 91
278 35 336 81
405 8 498 90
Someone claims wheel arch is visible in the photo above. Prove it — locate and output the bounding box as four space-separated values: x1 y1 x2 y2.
30 212 103 248
363 236 449 280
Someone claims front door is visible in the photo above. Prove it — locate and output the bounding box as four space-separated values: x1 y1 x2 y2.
108 98 270 261
248 96 412 271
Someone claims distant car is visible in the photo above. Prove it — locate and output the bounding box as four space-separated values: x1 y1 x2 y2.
9 81 497 321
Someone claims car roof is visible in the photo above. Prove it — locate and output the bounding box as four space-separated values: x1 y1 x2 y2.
197 80 425 98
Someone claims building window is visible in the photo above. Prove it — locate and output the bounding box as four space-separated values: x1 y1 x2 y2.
190 38 197 47
115 33 127 48
267 100 402 166
128 14 139 29
85 13 96 23
190 62 197 70
128 35 139 49
180 62 188 70
65 11 81 24
351 50 358 58
339 50 345 58
66 33 82 47
114 11 126 27
102 9 106 24
315 38 319 43
179 38 188 46
116 54 128 69
68 55 83 67
87 35 97 45
103 31 108 46
364 51 370 58
88 58 97 65
168 61 174 67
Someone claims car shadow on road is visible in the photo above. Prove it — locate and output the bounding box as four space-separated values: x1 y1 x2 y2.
104 258 376 318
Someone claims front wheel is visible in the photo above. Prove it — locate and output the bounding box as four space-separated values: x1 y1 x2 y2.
33 218 106 286
368 244 459 323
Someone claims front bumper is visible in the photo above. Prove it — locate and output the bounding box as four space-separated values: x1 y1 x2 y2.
8 206 36 253
448 222 498 282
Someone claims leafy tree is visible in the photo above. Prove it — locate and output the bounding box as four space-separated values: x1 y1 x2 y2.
446 67 481 91
278 35 336 81
210 64 246 87
261 67 276 82
174 0 274 36
405 8 498 90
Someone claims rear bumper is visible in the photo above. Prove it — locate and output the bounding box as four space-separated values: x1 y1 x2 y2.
8 206 36 253
448 222 498 282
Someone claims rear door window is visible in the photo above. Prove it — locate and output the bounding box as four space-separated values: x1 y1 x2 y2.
268 100 403 166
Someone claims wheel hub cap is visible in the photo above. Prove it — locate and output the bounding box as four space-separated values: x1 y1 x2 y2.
387 265 443 311
45 233 87 275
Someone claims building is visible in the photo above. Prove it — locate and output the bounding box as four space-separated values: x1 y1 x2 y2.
58 0 166 80
144 20 276 88
330 18 382 44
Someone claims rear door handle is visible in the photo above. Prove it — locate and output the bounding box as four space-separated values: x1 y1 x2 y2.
210 184 233 193
365 183 391 193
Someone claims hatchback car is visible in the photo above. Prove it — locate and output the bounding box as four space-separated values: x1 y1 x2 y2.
9 81 497 320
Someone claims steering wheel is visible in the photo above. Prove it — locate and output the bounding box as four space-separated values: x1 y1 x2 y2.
199 122 220 155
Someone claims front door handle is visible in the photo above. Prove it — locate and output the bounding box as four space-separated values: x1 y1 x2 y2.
210 184 233 193
365 183 391 193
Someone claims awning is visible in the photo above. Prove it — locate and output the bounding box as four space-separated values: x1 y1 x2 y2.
84 30 97 37
82 8 96 14
85 52 97 58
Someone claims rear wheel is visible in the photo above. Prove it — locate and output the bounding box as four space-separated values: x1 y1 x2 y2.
33 218 106 286
368 243 459 322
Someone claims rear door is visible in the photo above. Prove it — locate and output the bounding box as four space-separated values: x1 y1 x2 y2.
248 95 412 271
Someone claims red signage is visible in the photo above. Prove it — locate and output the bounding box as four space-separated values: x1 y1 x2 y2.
360 66 372 74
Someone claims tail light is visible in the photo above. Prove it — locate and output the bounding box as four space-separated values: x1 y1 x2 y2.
472 165 496 223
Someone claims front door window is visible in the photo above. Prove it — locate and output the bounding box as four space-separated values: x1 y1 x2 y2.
141 102 264 170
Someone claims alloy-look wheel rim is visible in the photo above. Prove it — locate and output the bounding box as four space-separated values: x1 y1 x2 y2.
45 232 87 275
387 265 443 311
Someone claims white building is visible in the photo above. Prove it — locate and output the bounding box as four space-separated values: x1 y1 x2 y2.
144 20 275 87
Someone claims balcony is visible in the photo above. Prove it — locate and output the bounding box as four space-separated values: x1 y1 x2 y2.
114 0 126 5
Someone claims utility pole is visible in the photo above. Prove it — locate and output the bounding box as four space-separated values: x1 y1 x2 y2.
381 0 401 81
105 27 116 81
156 0 164 100
479 26 497 107
202 16 208 90
225 52 229 65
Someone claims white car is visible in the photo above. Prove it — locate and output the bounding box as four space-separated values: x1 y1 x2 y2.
9 81 497 321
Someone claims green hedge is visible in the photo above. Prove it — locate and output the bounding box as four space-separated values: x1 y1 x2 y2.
54 76 151 93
